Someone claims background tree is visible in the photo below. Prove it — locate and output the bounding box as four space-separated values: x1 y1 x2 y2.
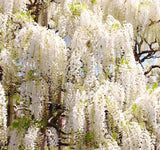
0 0 160 150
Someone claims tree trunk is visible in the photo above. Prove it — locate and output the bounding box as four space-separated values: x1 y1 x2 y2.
38 0 50 27
41 127 47 150
7 91 14 145
58 89 62 150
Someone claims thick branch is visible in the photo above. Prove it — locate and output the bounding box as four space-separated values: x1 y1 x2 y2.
144 65 160 75
134 38 160 64
138 49 159 56
139 51 156 63
0 66 3 81
50 0 61 3
58 142 73 146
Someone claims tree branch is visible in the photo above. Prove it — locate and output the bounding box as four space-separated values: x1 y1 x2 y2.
50 0 61 4
148 19 160 26
134 37 160 64
0 66 3 81
58 141 74 146
144 65 160 75
13 105 31 112
139 51 156 63
138 48 159 55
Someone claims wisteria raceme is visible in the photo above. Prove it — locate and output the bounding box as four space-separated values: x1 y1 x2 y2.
20 81 48 121
0 83 7 144
24 126 39 150
0 13 8 38
14 24 67 78
8 129 24 150
0 0 14 15
46 127 58 147
0 0 26 15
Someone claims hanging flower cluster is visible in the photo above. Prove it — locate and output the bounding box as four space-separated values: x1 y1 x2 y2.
0 83 7 145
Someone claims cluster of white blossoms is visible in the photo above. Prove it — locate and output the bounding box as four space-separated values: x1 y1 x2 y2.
8 129 23 150
100 0 160 45
14 24 67 121
0 0 26 15
24 126 39 150
46 127 58 147
59 0 160 149
14 23 67 81
9 17 66 149
0 83 7 143
0 13 8 39
0 4 67 148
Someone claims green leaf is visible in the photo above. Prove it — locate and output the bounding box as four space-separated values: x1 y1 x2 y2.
126 122 130 126
146 85 151 90
23 118 30 127
111 23 119 29
152 82 158 90
31 15 35 19
139 123 145 129
113 133 118 140
82 3 87 9
80 99 87 104
121 57 125 64
125 60 129 65
127 65 131 69
69 2 86 15
12 117 31 130
40 120 46 127
20 11 25 16
12 122 19 128
91 0 96 4
121 58 130 65
27 70 35 80
85 132 94 144
16 11 35 20
121 121 124 127
16 14 21 19
35 120 46 128
94 144 99 148
132 104 137 112
26 11 31 17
